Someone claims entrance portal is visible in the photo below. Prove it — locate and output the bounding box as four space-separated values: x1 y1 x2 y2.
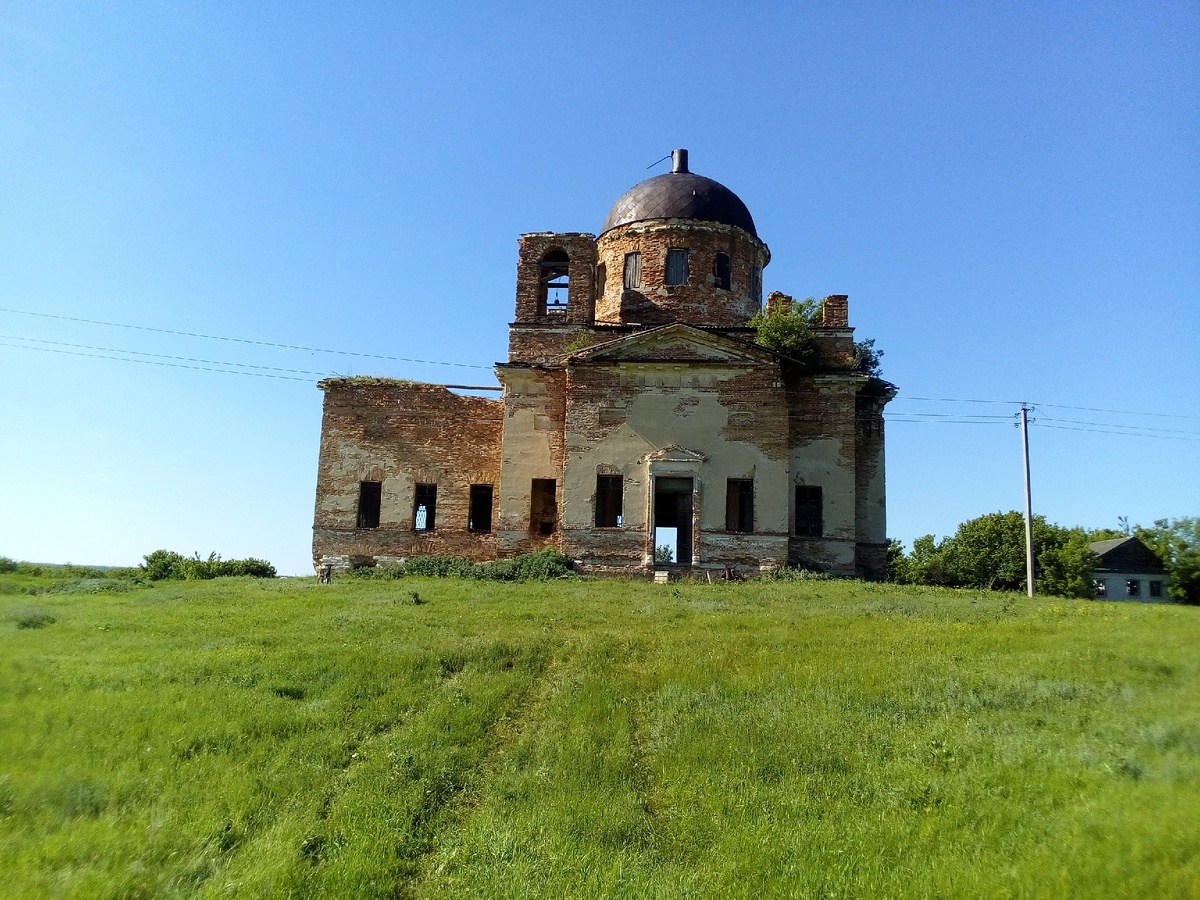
653 477 694 566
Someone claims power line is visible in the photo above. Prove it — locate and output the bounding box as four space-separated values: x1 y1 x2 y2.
0 340 315 382
0 340 506 393
886 418 1009 425
1034 422 1200 442
897 395 1200 421
0 306 494 370
1 334 337 377
1038 414 1200 437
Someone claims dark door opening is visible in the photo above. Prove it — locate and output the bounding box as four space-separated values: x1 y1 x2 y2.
653 476 694 566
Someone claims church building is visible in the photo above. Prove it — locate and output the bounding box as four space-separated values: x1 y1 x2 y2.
312 150 895 577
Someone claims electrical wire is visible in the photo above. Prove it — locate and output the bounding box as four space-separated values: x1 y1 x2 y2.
0 306 494 369
0 340 316 382
1 334 337 377
3 306 1195 434
897 395 1200 421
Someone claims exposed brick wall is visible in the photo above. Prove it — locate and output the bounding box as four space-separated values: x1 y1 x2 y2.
595 221 769 327
312 204 894 578
312 379 503 569
495 367 567 557
513 232 598 324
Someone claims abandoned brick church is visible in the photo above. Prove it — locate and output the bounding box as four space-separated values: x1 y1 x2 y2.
312 150 896 577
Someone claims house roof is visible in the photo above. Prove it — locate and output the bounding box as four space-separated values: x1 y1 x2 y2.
1089 536 1168 574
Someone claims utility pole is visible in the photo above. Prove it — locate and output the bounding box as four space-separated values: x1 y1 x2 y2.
1020 406 1035 597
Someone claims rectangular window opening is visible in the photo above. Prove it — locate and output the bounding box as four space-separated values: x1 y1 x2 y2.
468 484 493 534
1126 579 1140 598
595 474 623 528
530 479 557 536
726 478 754 533
413 483 437 532
665 248 689 285
795 485 823 537
623 252 642 289
1149 580 1163 598
1094 579 1107 598
713 252 732 291
357 481 382 529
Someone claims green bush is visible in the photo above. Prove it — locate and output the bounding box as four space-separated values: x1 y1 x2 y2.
355 549 574 582
759 566 831 582
140 550 277 581
14 608 56 629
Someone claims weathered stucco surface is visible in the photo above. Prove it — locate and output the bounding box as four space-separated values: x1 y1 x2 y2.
311 157 895 576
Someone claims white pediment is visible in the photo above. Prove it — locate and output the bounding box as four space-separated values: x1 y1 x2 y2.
565 323 777 367
645 445 706 464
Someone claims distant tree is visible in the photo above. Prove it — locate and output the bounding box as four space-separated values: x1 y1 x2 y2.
1135 518 1200 604
894 511 1096 598
654 545 675 564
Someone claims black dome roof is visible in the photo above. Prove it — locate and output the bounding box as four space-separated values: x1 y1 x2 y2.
600 150 758 237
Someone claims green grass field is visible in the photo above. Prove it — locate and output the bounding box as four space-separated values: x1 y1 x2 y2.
2 570 1198 898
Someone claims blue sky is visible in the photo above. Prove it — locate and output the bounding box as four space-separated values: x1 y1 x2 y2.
1 1 1197 574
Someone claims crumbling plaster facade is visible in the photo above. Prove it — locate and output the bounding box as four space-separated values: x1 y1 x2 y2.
313 150 896 577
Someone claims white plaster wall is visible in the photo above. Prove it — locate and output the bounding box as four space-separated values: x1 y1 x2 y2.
1094 572 1170 602
790 437 856 539
563 373 790 548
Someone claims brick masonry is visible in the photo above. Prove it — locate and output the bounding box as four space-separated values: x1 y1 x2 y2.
311 159 895 576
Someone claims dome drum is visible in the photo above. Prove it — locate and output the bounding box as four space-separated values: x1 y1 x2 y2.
594 218 768 328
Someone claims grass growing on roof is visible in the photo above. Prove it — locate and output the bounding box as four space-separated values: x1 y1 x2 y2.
1 569 1197 898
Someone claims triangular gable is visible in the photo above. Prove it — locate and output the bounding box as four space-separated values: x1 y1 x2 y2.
645 445 707 464
1089 537 1167 574
564 323 778 367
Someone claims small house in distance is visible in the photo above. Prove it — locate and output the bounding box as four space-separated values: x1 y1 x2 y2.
311 150 896 578
1090 537 1169 601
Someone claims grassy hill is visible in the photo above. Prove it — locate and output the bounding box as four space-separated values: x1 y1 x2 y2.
2 570 1197 898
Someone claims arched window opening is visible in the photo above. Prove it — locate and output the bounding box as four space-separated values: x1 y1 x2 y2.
713 252 732 291
540 250 570 314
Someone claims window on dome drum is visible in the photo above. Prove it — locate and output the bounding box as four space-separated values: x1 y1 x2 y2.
595 474 623 527
413 484 437 531
713 252 731 290
665 249 689 285
795 485 823 537
539 250 570 313
749 266 761 302
356 481 381 529
595 262 606 299
1126 579 1140 598
468 484 493 533
726 478 754 533
623 252 642 289
1149 580 1163 598
530 479 557 536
